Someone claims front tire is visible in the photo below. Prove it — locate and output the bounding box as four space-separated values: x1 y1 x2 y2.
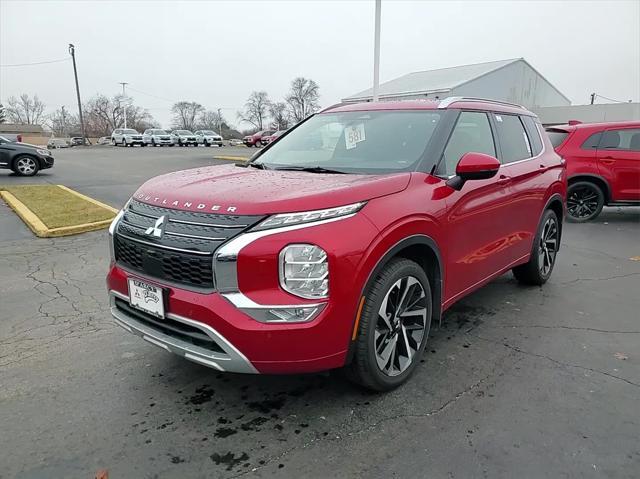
13 156 40 177
347 258 432 391
513 209 560 285
567 181 604 222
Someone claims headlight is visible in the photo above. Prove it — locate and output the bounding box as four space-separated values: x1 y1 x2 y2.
279 244 328 298
36 149 50 156
253 202 365 231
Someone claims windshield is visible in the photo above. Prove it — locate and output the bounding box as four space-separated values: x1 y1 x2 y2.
153 130 167 134
202 130 217 135
254 111 442 174
176 130 193 135
123 129 138 134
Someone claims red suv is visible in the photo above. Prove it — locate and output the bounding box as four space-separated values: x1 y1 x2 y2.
547 121 640 221
243 130 274 147
107 97 565 391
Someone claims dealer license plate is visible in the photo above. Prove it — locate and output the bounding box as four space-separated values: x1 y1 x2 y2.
128 278 165 319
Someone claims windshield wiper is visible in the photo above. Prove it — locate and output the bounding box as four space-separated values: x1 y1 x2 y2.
238 161 268 169
272 166 347 174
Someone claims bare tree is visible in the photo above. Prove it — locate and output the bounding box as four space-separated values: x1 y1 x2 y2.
84 94 156 136
285 77 320 123
0 103 6 124
5 94 47 125
48 107 79 136
198 109 227 133
171 101 204 130
269 102 289 130
238 91 270 130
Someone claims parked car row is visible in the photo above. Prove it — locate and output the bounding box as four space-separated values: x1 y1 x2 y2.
110 128 224 147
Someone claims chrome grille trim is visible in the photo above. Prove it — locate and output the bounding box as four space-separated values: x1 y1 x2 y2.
116 232 213 256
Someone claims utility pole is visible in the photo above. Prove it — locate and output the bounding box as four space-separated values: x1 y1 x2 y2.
61 105 67 137
590 93 595 105
119 82 129 128
372 0 382 102
68 44 87 143
217 108 222 135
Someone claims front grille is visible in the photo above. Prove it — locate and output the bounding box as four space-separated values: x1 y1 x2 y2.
114 298 225 353
114 200 265 289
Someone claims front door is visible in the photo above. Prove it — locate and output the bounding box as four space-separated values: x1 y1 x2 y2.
597 127 640 201
441 111 518 304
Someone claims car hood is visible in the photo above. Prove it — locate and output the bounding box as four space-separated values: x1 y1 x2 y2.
133 164 411 215
14 142 42 149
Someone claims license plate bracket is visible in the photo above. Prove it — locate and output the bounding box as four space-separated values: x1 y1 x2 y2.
128 278 165 319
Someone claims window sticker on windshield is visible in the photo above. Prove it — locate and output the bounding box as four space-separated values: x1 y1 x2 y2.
345 123 366 150
495 115 503 122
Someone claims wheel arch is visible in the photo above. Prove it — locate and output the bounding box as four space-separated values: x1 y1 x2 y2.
544 193 565 245
568 174 611 203
345 234 443 365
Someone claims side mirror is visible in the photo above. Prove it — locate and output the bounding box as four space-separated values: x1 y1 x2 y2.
446 152 500 190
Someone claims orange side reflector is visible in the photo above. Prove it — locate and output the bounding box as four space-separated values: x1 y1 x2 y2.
351 296 366 341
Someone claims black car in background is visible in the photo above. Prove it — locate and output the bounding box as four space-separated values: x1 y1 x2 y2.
0 136 55 176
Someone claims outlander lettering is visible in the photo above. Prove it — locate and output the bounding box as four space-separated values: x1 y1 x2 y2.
108 97 566 391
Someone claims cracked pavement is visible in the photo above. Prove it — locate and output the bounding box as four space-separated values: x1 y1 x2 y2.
1 148 639 478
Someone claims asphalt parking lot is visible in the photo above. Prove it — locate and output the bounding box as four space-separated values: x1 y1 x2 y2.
1 146 639 478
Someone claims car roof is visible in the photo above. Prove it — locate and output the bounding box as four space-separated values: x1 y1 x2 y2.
546 120 640 133
323 98 534 117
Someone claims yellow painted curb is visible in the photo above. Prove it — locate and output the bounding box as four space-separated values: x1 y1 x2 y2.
0 190 49 237
1 187 116 238
213 155 248 161
57 184 119 214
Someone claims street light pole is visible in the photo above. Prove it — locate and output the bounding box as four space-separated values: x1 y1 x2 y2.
68 44 87 143
372 0 381 102
217 108 222 135
119 82 128 128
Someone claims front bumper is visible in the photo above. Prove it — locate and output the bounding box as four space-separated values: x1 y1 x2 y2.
39 155 55 169
109 290 258 373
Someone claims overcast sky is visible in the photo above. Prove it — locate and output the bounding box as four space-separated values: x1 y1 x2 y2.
1 0 639 129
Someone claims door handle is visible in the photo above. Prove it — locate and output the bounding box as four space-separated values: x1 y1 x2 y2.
496 175 511 186
600 157 615 164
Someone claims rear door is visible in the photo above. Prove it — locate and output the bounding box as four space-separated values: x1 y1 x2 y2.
441 111 518 303
597 127 640 201
491 113 547 261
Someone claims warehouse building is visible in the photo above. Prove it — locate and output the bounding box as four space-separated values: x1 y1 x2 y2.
342 58 571 108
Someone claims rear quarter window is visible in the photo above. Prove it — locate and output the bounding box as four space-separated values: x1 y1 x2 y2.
521 116 543 155
581 132 602 149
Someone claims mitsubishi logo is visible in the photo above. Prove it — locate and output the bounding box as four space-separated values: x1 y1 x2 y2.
145 216 166 238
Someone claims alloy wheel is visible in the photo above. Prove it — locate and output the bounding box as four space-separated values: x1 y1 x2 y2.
16 157 37 175
374 276 427 376
567 185 600 219
538 216 558 277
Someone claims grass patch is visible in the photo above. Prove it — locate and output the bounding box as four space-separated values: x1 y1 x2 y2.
0 185 115 229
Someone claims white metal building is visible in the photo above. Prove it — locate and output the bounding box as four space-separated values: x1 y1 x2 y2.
342 58 571 109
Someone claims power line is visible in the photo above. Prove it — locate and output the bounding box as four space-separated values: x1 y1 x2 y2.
0 57 70 68
127 85 242 110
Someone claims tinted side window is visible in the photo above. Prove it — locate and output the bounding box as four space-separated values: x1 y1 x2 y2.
494 114 531 163
521 116 543 155
581 132 601 149
442 112 496 175
601 129 640 151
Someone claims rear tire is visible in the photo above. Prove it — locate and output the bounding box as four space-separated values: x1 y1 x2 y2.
567 181 604 222
346 258 432 391
513 209 560 285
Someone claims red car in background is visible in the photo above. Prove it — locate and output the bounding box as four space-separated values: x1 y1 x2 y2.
262 129 288 145
547 121 640 221
243 130 274 147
